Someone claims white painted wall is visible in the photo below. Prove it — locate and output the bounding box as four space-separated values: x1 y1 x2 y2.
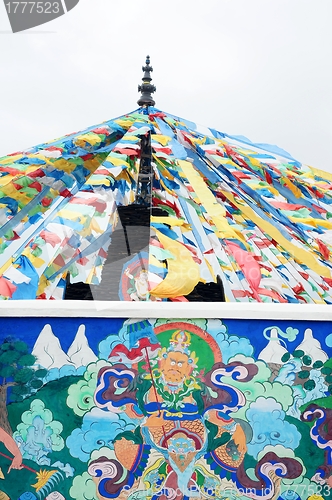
0 301 331 321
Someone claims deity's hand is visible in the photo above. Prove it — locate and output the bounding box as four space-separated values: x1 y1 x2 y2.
8 453 23 473
232 424 247 454
124 267 132 278
143 413 166 428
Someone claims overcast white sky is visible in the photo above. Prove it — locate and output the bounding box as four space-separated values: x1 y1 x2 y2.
0 0 331 172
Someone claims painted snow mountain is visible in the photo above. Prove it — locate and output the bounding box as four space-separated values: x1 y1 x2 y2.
1 106 332 303
32 324 97 371
258 326 328 364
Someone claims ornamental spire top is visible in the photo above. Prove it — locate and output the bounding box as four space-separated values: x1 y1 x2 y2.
137 55 156 107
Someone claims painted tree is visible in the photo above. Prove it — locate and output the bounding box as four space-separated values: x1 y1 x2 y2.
0 338 46 435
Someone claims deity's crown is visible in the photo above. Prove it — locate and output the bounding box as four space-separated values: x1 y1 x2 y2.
168 330 192 356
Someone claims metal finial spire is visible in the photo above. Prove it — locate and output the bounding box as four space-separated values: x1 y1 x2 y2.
137 55 156 107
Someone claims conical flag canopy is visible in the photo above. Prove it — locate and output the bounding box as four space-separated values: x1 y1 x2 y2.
1 82 332 302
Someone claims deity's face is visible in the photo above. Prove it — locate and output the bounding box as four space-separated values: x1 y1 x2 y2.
159 350 192 384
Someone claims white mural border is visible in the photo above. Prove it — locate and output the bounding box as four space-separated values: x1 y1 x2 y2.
0 301 331 320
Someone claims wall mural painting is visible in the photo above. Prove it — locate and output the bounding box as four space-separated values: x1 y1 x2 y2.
1 318 332 499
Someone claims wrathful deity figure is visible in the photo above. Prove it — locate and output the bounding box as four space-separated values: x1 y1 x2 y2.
91 322 303 500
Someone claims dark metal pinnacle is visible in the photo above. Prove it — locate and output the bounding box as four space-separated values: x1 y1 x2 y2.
137 55 156 107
